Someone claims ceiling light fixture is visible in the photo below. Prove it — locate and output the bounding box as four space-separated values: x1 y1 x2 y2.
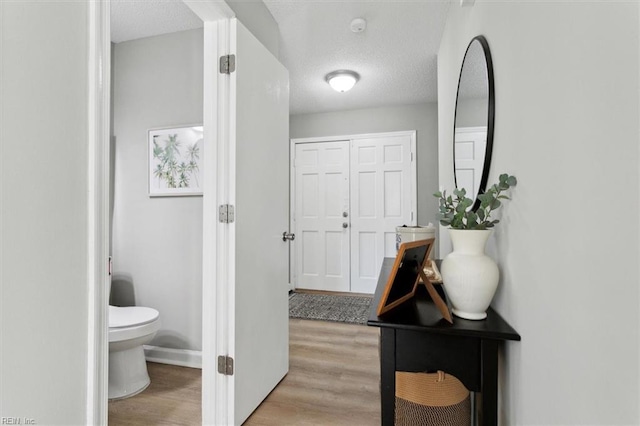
325 70 360 93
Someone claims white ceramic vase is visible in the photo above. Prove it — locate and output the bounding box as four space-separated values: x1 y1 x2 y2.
441 229 499 320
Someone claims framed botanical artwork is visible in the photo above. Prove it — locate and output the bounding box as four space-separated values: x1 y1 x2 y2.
148 125 203 197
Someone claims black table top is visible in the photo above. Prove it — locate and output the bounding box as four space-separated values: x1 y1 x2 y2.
367 258 521 341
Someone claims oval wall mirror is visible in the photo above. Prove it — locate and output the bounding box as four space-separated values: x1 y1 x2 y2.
453 35 494 210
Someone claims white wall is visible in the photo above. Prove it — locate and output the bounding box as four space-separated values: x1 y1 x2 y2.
290 103 440 252
0 2 90 424
438 2 639 424
112 29 203 351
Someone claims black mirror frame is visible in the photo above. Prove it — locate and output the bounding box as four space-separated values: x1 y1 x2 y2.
453 35 495 211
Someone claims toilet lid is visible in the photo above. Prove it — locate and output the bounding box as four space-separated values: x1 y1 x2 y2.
109 305 159 328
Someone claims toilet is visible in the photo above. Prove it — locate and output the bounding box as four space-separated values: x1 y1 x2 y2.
108 305 161 400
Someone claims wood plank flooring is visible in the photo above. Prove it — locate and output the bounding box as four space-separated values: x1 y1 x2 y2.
108 361 201 425
109 319 380 425
245 319 380 425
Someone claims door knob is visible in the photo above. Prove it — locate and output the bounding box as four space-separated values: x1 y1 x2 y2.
282 232 295 241
343 212 349 217
342 222 349 228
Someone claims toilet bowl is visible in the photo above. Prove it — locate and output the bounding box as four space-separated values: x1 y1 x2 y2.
109 305 160 400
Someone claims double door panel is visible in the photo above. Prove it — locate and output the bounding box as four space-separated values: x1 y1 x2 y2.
454 127 487 198
295 141 351 292
294 134 414 294
350 136 413 294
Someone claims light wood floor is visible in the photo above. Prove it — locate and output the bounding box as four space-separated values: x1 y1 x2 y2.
108 362 201 425
109 319 380 425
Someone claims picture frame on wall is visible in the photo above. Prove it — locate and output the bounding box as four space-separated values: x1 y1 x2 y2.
148 125 203 197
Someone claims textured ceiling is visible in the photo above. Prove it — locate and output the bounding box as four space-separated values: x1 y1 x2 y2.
110 0 450 115
457 39 489 100
264 0 450 115
111 0 202 44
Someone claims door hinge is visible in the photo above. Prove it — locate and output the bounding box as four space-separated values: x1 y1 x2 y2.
217 355 234 376
219 54 236 74
219 204 235 223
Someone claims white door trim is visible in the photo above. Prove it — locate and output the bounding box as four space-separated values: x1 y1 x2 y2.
289 130 417 291
89 1 235 424
288 140 296 292
292 130 416 145
182 4 235 425
86 0 110 423
201 17 230 426
454 126 487 133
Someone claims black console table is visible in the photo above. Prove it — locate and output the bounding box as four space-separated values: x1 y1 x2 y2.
367 258 521 425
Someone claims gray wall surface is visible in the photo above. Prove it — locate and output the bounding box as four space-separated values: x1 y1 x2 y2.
112 29 203 351
290 103 440 253
438 2 639 424
1 2 90 423
227 0 279 58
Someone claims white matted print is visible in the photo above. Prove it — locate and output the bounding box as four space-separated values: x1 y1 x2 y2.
149 126 203 196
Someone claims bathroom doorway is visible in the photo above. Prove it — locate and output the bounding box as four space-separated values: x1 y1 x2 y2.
103 2 292 425
108 2 205 423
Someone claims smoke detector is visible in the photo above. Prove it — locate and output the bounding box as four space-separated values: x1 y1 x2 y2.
350 18 367 33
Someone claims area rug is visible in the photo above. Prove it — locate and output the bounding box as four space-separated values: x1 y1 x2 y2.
289 292 372 325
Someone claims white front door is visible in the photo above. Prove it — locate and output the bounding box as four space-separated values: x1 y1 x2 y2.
350 134 414 294
454 126 487 199
293 141 350 292
228 18 290 426
291 132 416 294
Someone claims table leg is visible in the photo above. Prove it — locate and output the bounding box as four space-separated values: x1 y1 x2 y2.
379 328 395 426
480 339 498 426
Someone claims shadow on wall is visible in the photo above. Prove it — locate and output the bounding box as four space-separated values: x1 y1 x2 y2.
110 273 136 306
110 275 193 350
152 331 193 350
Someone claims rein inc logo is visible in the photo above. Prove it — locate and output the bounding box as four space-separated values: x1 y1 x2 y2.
1 418 35 425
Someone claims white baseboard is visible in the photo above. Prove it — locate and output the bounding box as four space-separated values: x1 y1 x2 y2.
143 345 202 369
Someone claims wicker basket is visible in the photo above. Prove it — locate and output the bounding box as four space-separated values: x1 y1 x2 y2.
395 371 471 426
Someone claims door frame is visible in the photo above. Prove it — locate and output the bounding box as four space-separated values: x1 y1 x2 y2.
87 1 235 424
86 1 110 422
289 130 417 292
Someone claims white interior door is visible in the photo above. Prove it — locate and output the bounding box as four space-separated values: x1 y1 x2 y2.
228 18 289 425
293 141 350 292
454 126 487 198
350 134 415 294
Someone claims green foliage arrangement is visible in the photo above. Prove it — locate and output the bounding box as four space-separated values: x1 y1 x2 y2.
152 134 200 189
434 174 517 230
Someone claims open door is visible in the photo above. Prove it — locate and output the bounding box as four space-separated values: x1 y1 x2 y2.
226 18 290 425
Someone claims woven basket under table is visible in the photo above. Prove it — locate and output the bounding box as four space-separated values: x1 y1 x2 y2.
395 371 471 426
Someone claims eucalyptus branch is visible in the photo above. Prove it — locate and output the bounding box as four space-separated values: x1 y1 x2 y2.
434 174 517 230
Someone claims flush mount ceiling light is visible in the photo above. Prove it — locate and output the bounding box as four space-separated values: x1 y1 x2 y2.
325 70 360 93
